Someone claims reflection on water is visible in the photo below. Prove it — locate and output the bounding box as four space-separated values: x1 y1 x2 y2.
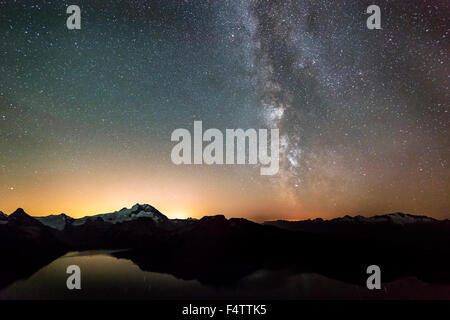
1 251 449 300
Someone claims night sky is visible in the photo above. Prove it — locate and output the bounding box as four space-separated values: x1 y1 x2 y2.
0 0 449 220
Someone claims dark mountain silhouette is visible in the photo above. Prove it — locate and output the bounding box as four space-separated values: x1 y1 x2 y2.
1 205 450 290
0 208 67 289
7 208 44 226
115 215 311 284
264 213 450 250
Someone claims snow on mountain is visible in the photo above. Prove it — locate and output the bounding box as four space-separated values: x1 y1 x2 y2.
330 212 437 225
266 212 440 230
31 204 171 230
72 203 169 226
36 214 74 231
369 213 437 225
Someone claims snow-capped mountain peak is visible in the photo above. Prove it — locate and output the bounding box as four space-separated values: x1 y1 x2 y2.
27 204 171 230
35 214 74 231
331 212 437 225
73 203 169 226
370 212 437 225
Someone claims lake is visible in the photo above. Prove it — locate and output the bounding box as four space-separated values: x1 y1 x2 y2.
1 250 449 300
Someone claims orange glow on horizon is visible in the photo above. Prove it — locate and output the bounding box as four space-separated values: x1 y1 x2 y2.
1 151 449 221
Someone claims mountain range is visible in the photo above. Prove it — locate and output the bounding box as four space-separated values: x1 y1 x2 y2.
1 204 450 290
2 204 446 231
33 204 172 230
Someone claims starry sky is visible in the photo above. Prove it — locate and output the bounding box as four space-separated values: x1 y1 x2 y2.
0 0 449 220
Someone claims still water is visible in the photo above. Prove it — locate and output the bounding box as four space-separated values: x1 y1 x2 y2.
1 251 449 300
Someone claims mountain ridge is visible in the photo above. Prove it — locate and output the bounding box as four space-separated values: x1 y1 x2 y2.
1 205 446 230
265 212 445 226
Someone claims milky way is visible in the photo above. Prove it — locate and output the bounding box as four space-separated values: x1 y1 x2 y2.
247 0 450 214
